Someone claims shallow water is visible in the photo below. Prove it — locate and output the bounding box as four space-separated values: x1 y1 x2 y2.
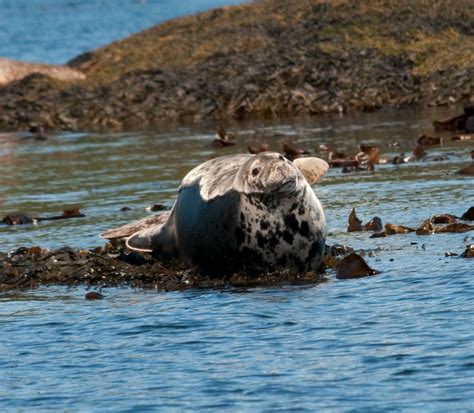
1 107 473 411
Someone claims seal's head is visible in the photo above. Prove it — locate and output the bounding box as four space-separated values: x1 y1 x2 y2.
235 152 329 196
236 152 303 195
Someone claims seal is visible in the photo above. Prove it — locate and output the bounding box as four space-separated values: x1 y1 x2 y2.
0 57 85 85
101 152 329 275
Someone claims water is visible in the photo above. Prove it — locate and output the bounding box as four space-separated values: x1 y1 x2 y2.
1 107 473 411
1 1 473 409
0 0 247 64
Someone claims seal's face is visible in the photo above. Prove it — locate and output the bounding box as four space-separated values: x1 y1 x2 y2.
238 152 304 196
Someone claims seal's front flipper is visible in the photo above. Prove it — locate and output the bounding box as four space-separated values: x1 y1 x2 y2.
293 157 329 185
100 211 171 240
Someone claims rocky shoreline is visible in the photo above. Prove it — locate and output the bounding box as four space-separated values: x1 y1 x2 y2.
1 0 473 132
0 244 330 292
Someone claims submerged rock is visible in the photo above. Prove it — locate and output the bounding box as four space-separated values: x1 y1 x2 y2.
460 245 474 258
461 207 474 221
336 252 379 280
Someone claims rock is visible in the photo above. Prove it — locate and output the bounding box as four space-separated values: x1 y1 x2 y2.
0 57 85 85
435 223 474 233
460 207 474 221
416 219 434 235
456 164 474 176
213 125 236 147
431 214 457 224
451 134 474 141
359 144 381 164
433 114 466 131
282 137 310 160
385 223 416 235
1 1 474 132
336 252 379 279
364 217 383 231
370 231 387 238
460 244 474 258
248 142 271 154
347 208 363 232
2 212 36 225
145 203 167 212
85 291 104 300
417 134 443 146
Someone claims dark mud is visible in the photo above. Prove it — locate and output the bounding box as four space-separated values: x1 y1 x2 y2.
1 0 474 132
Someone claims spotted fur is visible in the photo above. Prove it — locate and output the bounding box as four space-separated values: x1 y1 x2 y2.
124 152 328 275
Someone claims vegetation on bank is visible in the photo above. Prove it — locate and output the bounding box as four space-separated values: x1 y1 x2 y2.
70 0 474 85
0 0 473 131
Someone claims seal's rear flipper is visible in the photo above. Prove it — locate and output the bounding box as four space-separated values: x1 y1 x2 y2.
293 157 329 185
126 224 168 253
100 211 171 240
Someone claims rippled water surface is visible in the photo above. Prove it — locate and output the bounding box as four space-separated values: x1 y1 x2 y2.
1 108 473 411
0 0 247 63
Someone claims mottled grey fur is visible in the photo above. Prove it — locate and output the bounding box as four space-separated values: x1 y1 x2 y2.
117 152 327 274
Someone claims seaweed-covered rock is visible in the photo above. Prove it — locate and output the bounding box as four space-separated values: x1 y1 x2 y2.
0 0 474 132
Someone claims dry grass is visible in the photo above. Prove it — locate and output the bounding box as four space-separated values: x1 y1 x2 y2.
67 0 474 87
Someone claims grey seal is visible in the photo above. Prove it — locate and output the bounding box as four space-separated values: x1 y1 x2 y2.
101 152 328 275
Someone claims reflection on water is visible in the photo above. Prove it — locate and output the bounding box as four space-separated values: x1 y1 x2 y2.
0 107 473 412
0 107 472 252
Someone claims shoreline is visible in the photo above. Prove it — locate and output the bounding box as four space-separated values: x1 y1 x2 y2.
0 0 473 133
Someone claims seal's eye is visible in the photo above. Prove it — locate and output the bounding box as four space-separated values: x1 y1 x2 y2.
251 167 261 177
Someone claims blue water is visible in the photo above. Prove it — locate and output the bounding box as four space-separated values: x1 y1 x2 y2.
1 108 473 412
1 1 474 411
0 0 246 63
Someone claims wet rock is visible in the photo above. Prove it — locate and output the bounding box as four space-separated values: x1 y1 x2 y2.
248 142 271 154
2 212 36 225
370 231 387 238
213 125 236 147
431 214 457 224
460 207 474 221
38 207 85 221
385 223 416 235
445 251 458 257
455 164 474 176
412 144 427 159
347 208 363 232
0 244 329 291
120 206 132 211
451 134 474 141
460 244 474 258
85 291 104 300
347 208 383 232
359 144 381 164
392 155 406 165
433 114 466 131
434 223 474 233
416 219 434 235
282 138 310 160
145 203 167 212
364 217 383 231
336 252 379 280
417 134 443 146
